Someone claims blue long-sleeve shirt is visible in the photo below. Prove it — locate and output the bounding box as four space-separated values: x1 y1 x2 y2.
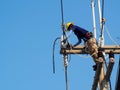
70 25 89 46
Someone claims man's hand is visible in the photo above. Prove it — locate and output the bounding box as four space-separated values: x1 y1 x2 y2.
67 43 73 48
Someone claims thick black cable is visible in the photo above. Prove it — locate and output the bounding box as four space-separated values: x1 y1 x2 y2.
52 37 60 74
102 0 104 19
60 0 65 35
60 0 64 25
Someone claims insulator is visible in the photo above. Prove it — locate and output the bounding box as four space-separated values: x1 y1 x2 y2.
60 35 68 48
109 51 114 58
98 51 103 57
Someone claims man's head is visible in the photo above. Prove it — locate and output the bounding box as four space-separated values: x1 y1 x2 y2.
66 22 74 31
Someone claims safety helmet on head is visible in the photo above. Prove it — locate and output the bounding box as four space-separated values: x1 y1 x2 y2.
66 22 74 30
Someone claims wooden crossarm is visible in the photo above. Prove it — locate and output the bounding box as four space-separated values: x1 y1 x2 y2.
60 45 120 54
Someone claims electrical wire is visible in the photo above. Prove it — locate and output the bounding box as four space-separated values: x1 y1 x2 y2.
105 25 118 45
52 37 60 74
60 0 66 37
60 0 70 90
60 0 64 29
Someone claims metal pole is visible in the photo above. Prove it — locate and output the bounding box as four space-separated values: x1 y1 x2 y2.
91 0 97 39
98 0 104 47
98 0 102 31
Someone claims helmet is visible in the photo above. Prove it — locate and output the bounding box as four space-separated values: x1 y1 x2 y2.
66 22 74 30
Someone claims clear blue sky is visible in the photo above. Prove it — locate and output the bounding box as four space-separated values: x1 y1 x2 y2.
0 0 120 90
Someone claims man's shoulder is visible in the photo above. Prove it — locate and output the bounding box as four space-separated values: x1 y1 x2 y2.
72 25 80 30
73 25 85 31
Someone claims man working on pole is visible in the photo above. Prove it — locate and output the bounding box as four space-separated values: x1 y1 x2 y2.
66 22 98 70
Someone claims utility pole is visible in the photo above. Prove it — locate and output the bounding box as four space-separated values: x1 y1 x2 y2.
60 0 119 90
